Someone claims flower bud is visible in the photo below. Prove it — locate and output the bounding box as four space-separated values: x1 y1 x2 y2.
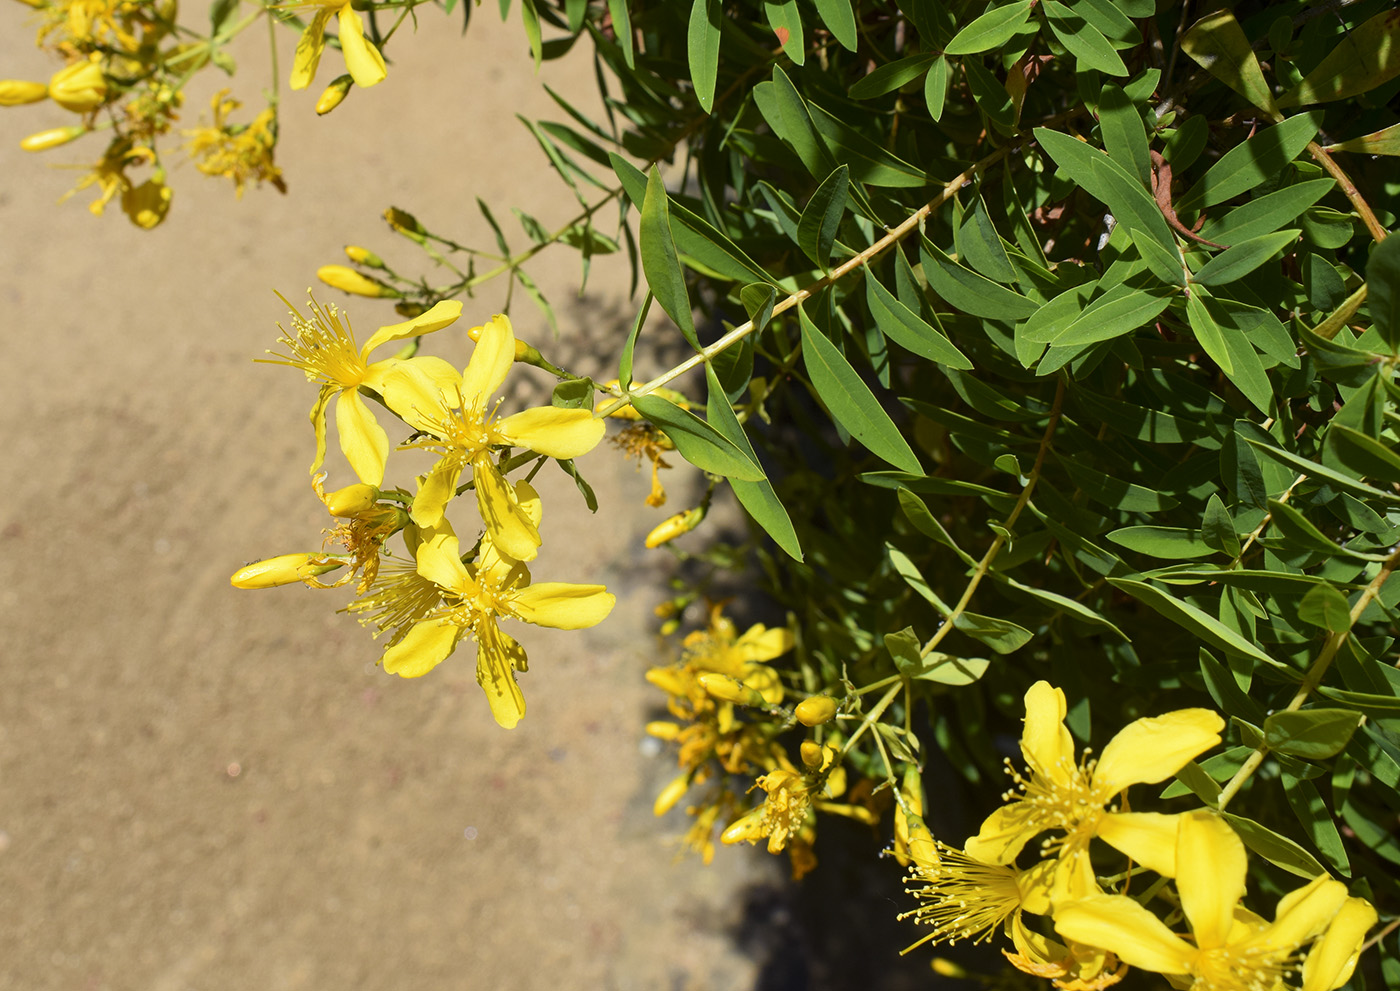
931 959 969 979
719 807 765 846
343 244 385 269
795 695 838 727
20 125 85 151
800 740 824 770
393 301 427 318
121 178 172 229
0 80 48 106
652 773 691 816
316 264 399 298
697 672 765 707
231 553 346 589
384 206 427 243
325 483 379 516
315 74 353 115
658 618 680 636
48 58 107 112
645 505 707 549
644 720 679 741
644 667 688 697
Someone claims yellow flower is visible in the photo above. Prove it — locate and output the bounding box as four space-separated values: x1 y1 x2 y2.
1301 897 1377 991
59 138 142 215
48 57 106 112
287 0 387 92
901 843 1055 948
0 80 49 106
261 295 462 487
230 552 347 589
317 264 395 297
21 125 85 151
1054 812 1362 991
965 681 1223 898
385 313 606 562
377 485 615 728
184 91 285 198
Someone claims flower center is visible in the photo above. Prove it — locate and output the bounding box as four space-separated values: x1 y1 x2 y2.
261 295 365 388
1193 944 1287 991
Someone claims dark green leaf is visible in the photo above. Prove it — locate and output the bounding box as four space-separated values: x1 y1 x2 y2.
632 392 765 481
640 166 698 350
764 0 804 65
606 0 634 68
897 488 977 566
1044 0 1127 76
687 0 722 113
922 239 1037 321
1264 709 1363 760
799 307 923 474
925 56 949 120
1107 578 1280 668
945 1 1033 55
1280 9 1400 108
813 0 857 50
1041 284 1173 347
953 612 1033 654
1131 228 1187 286
1197 180 1334 244
1180 9 1277 116
1097 83 1150 186
797 165 849 270
1366 233 1400 353
1281 773 1349 876
1219 812 1328 879
1297 583 1354 632
866 273 972 367
1329 424 1400 484
1193 230 1300 287
1179 113 1321 210
618 292 652 389
1268 498 1388 561
849 53 937 99
555 458 598 512
1107 526 1218 560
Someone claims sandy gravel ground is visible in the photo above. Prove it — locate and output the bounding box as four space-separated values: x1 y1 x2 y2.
0 10 786 989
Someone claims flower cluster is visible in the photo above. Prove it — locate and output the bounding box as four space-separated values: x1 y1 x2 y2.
898 682 1376 991
232 294 614 728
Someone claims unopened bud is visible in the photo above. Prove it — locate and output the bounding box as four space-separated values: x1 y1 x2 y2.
697 672 765 707
800 740 823 770
121 178 172 229
343 244 385 269
315 74 353 115
325 483 378 516
21 124 85 151
48 58 106 112
230 553 345 589
644 720 679 741
653 773 691 816
795 695 838 726
719 807 765 846
464 321 534 361
317 264 399 298
645 505 707 549
931 959 969 979
644 667 688 697
384 206 427 243
0 79 48 105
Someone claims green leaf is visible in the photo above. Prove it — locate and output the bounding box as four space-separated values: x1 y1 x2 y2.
1170 760 1223 806
1328 424 1400 484
963 57 1016 128
520 0 543 71
910 652 992 686
1281 9 1400 108
808 104 931 189
1193 230 1301 287
1242 431 1400 505
1187 294 1274 414
921 239 1037 321
953 612 1034 654
799 307 923 474
551 377 594 410
687 0 722 114
1197 180 1334 244
1219 812 1328 879
889 545 953 613
993 573 1129 639
618 292 652 389
606 0 633 68
897 488 977 567
770 66 839 182
1036 129 1175 251
797 165 849 270
945 1 1033 55
1180 9 1279 116
1281 773 1350 876
640 166 698 350
1180 114 1321 210
1265 709 1363 760
1366 233 1400 353
740 283 778 334
866 273 972 367
1044 1 1127 76
813 0 857 51
1202 494 1242 557
925 56 949 120
1040 284 1173 347
1297 583 1354 632
1107 526 1218 560
555 458 598 512
956 196 1017 285
1317 686 1400 717
1326 121 1400 157
1131 228 1186 286
632 392 765 481
884 626 923 674
704 364 802 561
764 0 804 65
1107 578 1280 668
849 53 937 99
1268 498 1388 561
1059 457 1179 512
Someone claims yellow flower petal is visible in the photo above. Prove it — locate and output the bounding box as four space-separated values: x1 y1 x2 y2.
495 406 606 459
1094 708 1224 792
371 356 460 433
289 10 332 91
1176 812 1247 951
511 583 616 629
461 314 515 406
474 457 540 562
415 523 469 593
734 625 795 662
1021 681 1075 784
336 6 387 88
1054 895 1195 976
1257 876 1347 955
477 625 527 729
1097 810 1182 877
1302 897 1377 991
410 460 463 528
362 299 462 356
382 619 459 677
964 801 1040 866
335 388 389 486
309 382 336 476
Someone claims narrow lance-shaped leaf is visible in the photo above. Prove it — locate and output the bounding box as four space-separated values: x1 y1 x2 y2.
632 392 764 482
1192 230 1301 287
687 0 722 114
764 0 805 65
812 0 857 51
796 165 849 270
1280 9 1400 108
1043 1 1127 76
606 0 633 68
945 1 1032 56
1181 8 1280 117
1264 709 1363 760
849 54 937 100
640 166 699 350
1366 233 1400 353
865 269 972 367
798 306 923 474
